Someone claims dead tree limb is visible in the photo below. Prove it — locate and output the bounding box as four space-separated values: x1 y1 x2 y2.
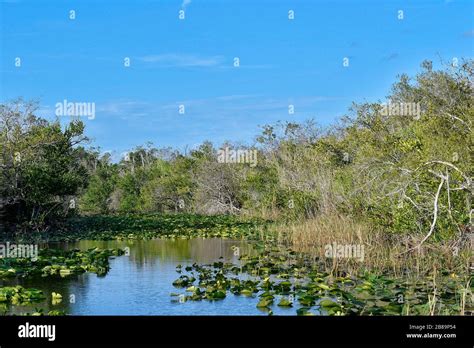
400 178 445 254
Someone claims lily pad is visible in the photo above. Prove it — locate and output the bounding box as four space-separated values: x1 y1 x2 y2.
277 298 293 307
256 297 273 308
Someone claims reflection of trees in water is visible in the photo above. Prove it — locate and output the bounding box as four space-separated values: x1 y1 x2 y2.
126 239 254 267
129 239 191 266
188 239 254 263
75 238 254 268
1 273 91 315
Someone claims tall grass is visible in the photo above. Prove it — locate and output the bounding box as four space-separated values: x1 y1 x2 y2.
271 213 472 277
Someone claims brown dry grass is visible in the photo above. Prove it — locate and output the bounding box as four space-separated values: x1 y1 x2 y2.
270 213 472 277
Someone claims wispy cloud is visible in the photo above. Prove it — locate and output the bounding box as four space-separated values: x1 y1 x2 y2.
381 53 399 62
181 0 192 9
93 95 340 121
462 29 474 37
48 94 346 155
215 94 259 101
97 100 153 118
137 54 224 67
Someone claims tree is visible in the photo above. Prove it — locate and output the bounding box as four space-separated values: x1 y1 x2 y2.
0 99 89 232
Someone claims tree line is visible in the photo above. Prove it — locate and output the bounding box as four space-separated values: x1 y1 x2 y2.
1 60 472 243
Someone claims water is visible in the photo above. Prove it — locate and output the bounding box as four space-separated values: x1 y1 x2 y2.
1 238 299 315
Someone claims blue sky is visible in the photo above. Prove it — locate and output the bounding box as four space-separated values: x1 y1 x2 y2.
1 0 473 158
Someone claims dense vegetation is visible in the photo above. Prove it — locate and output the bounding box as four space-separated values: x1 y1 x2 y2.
2 60 472 241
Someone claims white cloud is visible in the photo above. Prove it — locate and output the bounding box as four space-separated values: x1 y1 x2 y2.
138 54 224 67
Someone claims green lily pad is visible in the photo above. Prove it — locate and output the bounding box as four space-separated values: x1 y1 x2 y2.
296 307 314 316
277 298 293 307
256 297 273 308
319 299 340 308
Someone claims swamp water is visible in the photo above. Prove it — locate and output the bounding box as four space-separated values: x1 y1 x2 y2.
1 238 308 315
